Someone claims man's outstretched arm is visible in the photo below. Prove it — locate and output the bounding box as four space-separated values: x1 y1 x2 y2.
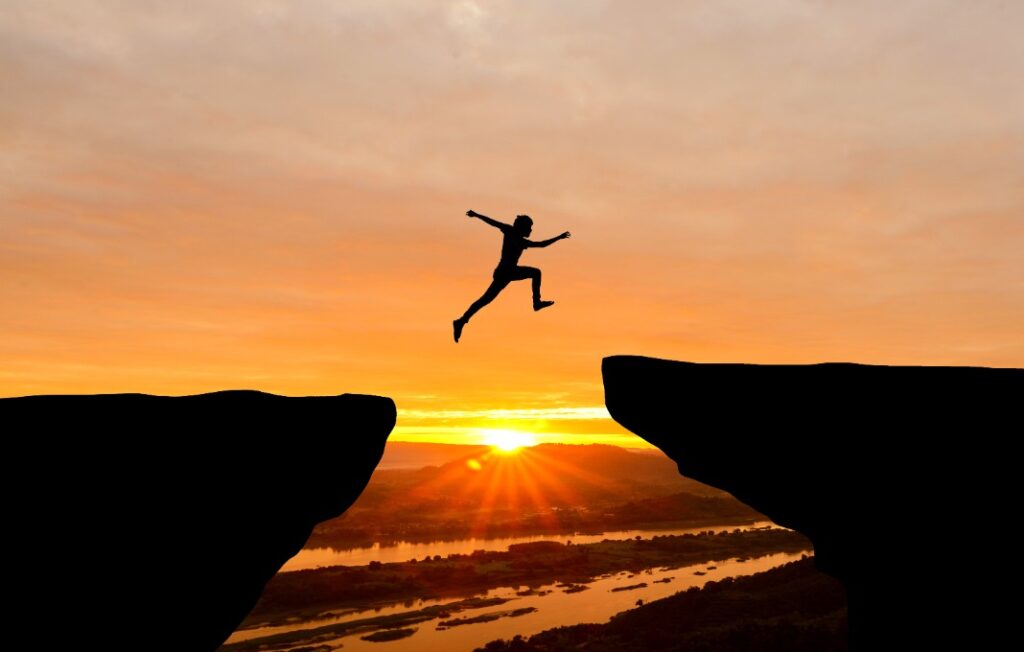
527 231 572 248
466 209 509 231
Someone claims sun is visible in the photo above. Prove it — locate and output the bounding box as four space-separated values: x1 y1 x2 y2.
480 429 537 453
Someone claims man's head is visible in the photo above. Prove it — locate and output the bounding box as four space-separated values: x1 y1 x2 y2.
513 214 533 236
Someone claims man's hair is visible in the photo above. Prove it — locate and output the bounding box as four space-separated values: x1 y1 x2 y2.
514 215 533 229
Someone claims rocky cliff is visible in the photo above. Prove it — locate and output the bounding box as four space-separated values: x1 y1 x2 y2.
603 355 1023 649
3 391 395 651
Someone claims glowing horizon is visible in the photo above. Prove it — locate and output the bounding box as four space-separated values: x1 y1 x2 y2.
391 405 651 448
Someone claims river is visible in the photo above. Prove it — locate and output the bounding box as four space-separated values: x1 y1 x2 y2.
226 524 808 651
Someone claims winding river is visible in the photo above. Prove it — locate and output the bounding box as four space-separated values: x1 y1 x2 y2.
226 522 808 651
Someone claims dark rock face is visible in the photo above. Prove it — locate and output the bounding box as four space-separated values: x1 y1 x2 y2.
603 355 1023 649
3 391 396 651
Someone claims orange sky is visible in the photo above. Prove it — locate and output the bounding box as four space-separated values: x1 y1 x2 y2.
2 2 1022 447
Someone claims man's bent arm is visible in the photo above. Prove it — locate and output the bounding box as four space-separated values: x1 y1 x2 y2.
528 232 571 247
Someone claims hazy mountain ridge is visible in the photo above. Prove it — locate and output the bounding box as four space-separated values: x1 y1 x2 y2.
310 443 754 548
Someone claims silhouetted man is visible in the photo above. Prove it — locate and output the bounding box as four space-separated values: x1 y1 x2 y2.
454 209 571 343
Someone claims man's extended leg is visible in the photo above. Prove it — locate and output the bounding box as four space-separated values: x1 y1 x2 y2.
454 276 510 342
514 266 554 311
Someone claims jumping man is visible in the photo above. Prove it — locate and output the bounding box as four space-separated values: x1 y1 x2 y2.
454 209 571 343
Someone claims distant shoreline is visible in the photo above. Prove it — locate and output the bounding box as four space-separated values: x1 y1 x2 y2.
304 516 764 554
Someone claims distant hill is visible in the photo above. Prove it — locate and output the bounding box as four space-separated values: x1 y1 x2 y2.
310 443 756 547
354 443 726 512
433 443 725 502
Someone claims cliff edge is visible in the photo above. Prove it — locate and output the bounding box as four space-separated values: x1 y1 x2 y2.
3 391 396 651
603 355 1022 648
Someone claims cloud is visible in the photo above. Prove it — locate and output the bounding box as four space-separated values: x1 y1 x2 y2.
2 1 1022 401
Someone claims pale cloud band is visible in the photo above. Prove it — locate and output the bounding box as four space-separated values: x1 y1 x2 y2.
393 406 648 447
399 407 611 420
391 424 649 449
